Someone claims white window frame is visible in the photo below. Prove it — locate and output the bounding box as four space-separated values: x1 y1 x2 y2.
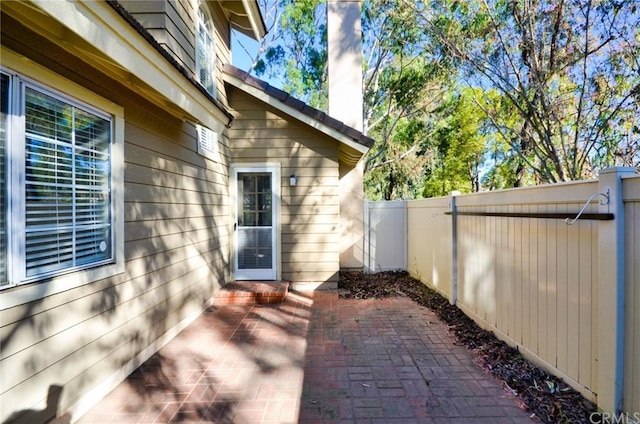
0 49 124 309
196 2 216 97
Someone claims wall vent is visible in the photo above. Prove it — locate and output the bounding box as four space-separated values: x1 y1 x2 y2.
197 124 218 160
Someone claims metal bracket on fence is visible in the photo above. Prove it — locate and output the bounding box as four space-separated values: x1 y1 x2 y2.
564 189 610 225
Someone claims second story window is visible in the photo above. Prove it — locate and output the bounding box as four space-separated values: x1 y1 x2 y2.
196 3 215 97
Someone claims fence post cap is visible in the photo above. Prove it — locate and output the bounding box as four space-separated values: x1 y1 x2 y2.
598 166 637 175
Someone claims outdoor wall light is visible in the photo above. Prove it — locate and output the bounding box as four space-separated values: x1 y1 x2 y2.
289 174 298 186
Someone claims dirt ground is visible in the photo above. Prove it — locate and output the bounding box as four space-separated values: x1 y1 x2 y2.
338 271 599 424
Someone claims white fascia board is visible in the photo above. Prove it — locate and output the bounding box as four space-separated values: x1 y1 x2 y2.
241 0 267 39
223 73 369 155
30 0 228 133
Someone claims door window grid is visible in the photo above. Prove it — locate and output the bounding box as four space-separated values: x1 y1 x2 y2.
240 174 272 227
236 172 274 273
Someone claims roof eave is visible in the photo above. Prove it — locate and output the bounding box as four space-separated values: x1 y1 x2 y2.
222 65 373 159
222 0 267 40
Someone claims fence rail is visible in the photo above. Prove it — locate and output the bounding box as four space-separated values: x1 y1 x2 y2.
364 167 640 416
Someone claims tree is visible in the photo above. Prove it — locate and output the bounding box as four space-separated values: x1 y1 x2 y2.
240 0 639 197
361 0 449 199
249 0 328 109
412 0 640 185
246 0 451 200
422 88 490 197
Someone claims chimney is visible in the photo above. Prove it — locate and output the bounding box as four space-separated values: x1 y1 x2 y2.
327 0 363 131
327 0 366 270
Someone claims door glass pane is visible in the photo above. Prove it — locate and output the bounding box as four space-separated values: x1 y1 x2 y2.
238 227 272 269
237 172 274 274
0 74 7 285
258 193 271 211
258 211 271 226
242 175 255 192
243 194 254 211
242 212 256 226
257 175 270 191
239 173 272 228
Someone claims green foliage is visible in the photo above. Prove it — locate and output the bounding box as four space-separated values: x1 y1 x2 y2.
417 0 640 184
254 0 327 109
365 116 431 200
247 0 639 198
362 0 450 200
421 88 488 197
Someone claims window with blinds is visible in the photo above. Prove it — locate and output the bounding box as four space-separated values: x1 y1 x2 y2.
1 72 113 286
196 3 216 97
24 87 112 277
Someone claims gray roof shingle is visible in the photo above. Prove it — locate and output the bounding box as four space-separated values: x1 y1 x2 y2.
223 64 374 149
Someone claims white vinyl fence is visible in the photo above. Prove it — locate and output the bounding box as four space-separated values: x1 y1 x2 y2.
364 167 640 417
364 201 407 272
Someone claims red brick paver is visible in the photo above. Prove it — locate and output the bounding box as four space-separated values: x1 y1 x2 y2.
76 291 534 423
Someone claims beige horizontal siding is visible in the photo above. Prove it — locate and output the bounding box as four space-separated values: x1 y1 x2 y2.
281 213 339 226
282 233 338 244
228 128 342 147
228 89 341 284
282 241 338 253
283 270 339 283
232 147 338 160
1 94 231 420
282 196 340 208
120 0 196 71
283 204 339 216
125 126 228 179
125 202 229 222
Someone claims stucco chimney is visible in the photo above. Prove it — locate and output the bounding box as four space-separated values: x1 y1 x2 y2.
327 0 363 131
327 0 366 270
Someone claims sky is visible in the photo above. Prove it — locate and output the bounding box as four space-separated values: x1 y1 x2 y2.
230 31 259 73
231 29 288 90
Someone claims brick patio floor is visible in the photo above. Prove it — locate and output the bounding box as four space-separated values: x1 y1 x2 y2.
76 291 535 423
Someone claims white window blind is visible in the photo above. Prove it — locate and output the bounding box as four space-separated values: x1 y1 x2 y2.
19 85 112 280
0 72 115 286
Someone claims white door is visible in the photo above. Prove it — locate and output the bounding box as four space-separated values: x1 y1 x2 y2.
234 169 277 280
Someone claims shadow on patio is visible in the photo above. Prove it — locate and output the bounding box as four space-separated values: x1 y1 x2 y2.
77 290 314 423
77 291 534 423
